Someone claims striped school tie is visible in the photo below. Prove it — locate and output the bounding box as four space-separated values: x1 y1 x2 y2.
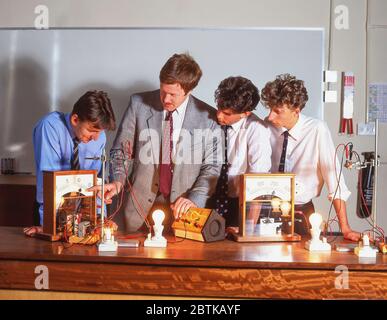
71 138 80 170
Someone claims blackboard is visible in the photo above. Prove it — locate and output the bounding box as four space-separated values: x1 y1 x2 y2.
0 28 324 172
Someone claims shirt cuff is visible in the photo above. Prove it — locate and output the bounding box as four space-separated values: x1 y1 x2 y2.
186 192 206 208
328 189 351 202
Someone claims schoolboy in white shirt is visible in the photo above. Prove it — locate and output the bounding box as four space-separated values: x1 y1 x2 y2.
213 76 271 227
261 73 360 241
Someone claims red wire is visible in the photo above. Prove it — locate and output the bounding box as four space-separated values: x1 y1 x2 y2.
323 143 355 239
105 124 174 233
104 143 151 231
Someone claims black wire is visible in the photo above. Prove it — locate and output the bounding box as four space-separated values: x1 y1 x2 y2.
325 143 348 243
327 145 385 243
352 150 385 241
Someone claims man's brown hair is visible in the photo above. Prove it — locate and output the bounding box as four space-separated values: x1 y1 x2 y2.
72 90 116 130
261 74 309 110
159 53 202 94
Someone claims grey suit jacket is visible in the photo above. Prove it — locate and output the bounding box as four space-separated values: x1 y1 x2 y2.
110 90 221 232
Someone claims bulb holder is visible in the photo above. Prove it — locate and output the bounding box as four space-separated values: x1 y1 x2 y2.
98 238 118 252
305 235 331 251
144 210 167 247
144 232 167 248
98 227 118 252
354 235 378 258
354 245 378 258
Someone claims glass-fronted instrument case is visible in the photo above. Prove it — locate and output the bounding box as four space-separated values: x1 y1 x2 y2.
231 173 301 242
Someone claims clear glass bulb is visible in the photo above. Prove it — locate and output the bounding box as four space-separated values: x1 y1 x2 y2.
309 212 322 229
152 209 165 226
280 201 291 215
271 198 281 211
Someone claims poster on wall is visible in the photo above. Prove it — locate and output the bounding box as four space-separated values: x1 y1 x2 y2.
368 83 387 123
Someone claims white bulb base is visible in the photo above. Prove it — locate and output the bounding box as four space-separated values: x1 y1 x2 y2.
98 227 118 252
354 246 377 258
144 233 167 248
305 236 331 251
98 240 118 252
354 235 378 258
98 234 118 252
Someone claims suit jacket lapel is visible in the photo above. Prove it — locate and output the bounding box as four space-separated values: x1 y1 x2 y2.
180 95 198 132
146 94 163 167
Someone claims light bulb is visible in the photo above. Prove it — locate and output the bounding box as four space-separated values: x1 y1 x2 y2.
305 212 331 251
362 234 370 246
104 227 112 240
309 212 322 229
152 209 165 226
57 196 65 208
271 198 281 211
280 201 291 216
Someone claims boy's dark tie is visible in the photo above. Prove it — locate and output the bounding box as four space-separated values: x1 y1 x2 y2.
215 125 231 216
278 131 289 173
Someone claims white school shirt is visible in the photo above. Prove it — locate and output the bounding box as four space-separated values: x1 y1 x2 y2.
162 95 189 159
227 114 272 198
268 113 351 204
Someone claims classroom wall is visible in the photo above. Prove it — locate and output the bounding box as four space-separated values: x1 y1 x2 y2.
324 0 387 234
367 0 387 235
0 0 386 234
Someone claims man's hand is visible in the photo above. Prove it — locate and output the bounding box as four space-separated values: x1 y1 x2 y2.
23 226 43 237
87 181 123 204
332 199 362 242
343 230 361 242
170 197 196 219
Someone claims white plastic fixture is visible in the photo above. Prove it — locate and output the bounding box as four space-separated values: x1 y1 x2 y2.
98 226 118 252
355 234 378 258
305 212 331 252
144 210 167 248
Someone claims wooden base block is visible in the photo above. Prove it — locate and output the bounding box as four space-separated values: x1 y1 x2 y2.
33 232 61 242
231 231 301 242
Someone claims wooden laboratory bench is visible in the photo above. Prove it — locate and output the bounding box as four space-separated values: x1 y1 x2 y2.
0 175 36 226
0 227 386 299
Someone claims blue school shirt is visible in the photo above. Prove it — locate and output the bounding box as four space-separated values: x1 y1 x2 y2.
33 111 105 224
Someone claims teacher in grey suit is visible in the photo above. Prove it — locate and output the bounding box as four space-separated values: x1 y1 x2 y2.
94 53 221 233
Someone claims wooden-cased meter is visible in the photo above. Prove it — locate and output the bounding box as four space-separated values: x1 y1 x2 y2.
232 173 301 242
42 170 97 241
172 208 225 242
